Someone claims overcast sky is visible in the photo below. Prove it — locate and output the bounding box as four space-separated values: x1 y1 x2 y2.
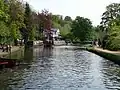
23 0 120 26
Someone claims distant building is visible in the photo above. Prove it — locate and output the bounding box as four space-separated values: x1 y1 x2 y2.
43 28 60 41
51 28 60 40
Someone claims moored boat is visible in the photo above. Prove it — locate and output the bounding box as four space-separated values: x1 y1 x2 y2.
0 58 17 68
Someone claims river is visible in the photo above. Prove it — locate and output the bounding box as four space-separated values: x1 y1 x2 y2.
0 46 120 90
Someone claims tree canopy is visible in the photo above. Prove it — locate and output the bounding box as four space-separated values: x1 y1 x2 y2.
100 3 120 50
64 16 72 21
0 0 96 45
100 3 120 31
71 16 93 41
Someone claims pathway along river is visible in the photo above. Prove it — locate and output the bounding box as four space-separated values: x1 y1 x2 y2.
0 46 120 90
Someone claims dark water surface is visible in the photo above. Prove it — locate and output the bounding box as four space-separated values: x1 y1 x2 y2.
0 46 120 90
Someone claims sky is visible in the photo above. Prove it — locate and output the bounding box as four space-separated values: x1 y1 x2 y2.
23 0 120 26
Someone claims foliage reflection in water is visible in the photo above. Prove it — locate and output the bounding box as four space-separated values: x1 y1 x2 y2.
0 46 120 90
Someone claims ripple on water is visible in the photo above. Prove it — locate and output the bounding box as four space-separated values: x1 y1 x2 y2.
0 46 120 90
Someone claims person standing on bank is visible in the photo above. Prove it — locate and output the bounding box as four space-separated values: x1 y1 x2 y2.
98 39 101 47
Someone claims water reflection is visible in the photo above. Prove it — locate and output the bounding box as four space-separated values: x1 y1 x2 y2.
101 59 120 90
23 48 34 63
0 46 120 90
6 48 24 60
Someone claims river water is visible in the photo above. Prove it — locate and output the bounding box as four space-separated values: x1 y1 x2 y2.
0 46 120 90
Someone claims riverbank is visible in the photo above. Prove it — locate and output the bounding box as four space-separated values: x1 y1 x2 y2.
0 46 24 58
87 47 120 65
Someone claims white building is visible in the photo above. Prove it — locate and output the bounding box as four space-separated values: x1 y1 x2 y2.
43 28 60 41
51 28 60 40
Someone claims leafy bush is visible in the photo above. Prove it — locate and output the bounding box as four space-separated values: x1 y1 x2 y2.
106 26 120 50
0 21 10 37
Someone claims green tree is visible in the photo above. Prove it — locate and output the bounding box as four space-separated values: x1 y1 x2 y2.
24 2 35 42
52 14 65 27
0 21 10 44
71 16 93 41
51 14 72 39
64 16 72 21
0 0 9 22
8 0 24 45
100 3 120 50
60 24 71 37
100 3 120 32
105 26 120 50
0 0 10 44
31 11 40 40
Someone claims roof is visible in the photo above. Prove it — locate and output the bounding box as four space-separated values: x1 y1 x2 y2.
51 28 60 32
